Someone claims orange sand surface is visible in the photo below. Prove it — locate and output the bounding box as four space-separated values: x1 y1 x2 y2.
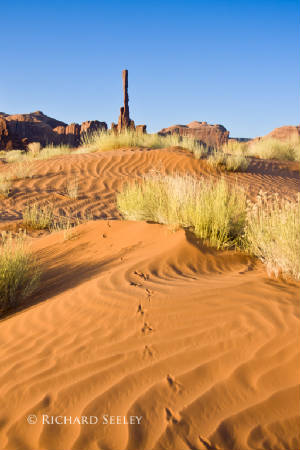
0 148 299 450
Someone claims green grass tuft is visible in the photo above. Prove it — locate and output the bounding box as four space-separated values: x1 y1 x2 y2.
0 231 41 311
247 137 300 161
117 173 247 249
80 129 207 156
245 192 300 279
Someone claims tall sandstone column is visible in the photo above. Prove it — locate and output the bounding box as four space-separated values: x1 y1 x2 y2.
117 69 135 131
111 69 146 134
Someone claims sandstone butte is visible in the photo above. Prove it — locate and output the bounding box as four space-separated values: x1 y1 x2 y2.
0 111 107 150
1 110 299 151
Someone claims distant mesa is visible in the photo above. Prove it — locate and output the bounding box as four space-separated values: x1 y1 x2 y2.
159 121 229 148
263 125 300 142
0 111 107 150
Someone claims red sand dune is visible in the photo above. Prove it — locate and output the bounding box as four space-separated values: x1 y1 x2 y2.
0 147 299 450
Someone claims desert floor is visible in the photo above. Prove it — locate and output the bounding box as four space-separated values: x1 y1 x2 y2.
0 147 299 450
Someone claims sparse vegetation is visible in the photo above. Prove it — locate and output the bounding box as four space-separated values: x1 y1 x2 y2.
27 142 41 156
117 174 247 249
245 192 300 280
3 144 71 164
0 174 13 197
0 231 41 311
65 175 79 199
23 203 55 230
117 173 299 279
4 150 24 163
222 140 248 156
80 129 207 156
207 151 249 172
35 144 71 160
10 161 33 179
246 137 300 161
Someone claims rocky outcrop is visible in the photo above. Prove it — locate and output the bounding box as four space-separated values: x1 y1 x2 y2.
0 111 107 150
111 69 146 134
158 121 229 147
263 125 300 142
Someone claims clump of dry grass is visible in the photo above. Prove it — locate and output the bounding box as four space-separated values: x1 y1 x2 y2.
0 174 13 197
22 202 83 236
34 144 71 160
3 144 71 164
245 192 300 279
117 173 247 249
117 173 299 280
80 129 207 157
0 231 41 311
65 175 79 199
23 203 55 230
247 137 300 161
222 140 249 155
207 151 249 172
10 161 33 179
4 150 24 163
27 142 41 156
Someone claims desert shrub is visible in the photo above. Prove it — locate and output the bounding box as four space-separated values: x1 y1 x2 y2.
207 151 249 172
0 174 13 197
5 150 25 163
225 154 249 172
32 144 71 160
207 151 227 168
27 142 41 155
222 140 249 155
0 231 40 311
80 129 206 156
65 175 79 199
10 161 33 179
4 144 71 164
23 203 55 230
247 138 300 161
245 192 300 279
117 174 247 249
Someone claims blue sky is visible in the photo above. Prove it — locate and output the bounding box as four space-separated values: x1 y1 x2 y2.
1 0 299 137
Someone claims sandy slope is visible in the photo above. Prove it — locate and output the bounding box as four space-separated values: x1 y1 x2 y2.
0 148 299 227
0 148 299 450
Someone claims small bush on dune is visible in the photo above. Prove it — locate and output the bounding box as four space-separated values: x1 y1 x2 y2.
5 150 25 163
80 129 207 157
222 140 249 156
247 137 300 161
27 142 41 155
23 203 55 230
34 144 71 160
65 175 79 199
10 161 33 179
4 144 71 164
117 173 299 279
225 154 249 172
0 231 40 311
207 151 249 172
245 192 300 280
117 174 247 249
0 174 13 197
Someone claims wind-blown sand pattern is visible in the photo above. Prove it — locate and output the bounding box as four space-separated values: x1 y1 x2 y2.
0 148 299 225
0 148 299 450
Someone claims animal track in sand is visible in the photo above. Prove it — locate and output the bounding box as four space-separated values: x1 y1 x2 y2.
134 270 149 281
143 345 156 359
166 374 183 393
137 303 144 315
141 322 153 335
165 407 181 424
